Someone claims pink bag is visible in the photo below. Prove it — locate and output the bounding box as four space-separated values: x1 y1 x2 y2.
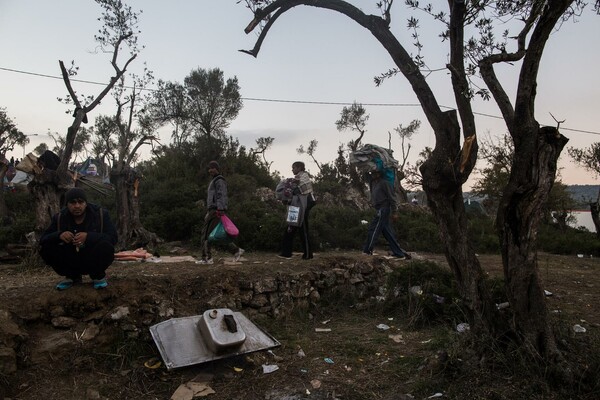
220 214 239 237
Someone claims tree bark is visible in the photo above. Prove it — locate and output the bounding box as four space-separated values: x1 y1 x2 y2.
111 165 159 251
590 187 600 238
420 111 501 334
29 168 73 236
497 126 568 359
0 165 8 221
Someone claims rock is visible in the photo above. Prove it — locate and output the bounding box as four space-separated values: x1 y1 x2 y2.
51 316 77 329
0 346 17 373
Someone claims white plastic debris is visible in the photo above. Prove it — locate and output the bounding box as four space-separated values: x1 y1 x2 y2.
262 364 279 374
110 306 130 320
456 323 470 333
315 328 331 333
428 393 443 398
376 324 390 331
360 220 369 225
409 286 423 296
573 324 587 333
432 294 445 304
544 290 553 296
497 302 510 310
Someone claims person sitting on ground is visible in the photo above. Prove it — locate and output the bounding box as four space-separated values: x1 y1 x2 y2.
40 187 118 290
196 160 244 264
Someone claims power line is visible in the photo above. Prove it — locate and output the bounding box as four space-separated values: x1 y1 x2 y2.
2 66 599 136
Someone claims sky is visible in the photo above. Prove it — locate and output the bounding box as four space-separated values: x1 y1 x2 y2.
1 1 599 189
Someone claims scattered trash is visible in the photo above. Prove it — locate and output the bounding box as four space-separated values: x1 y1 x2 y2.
170 381 215 400
420 339 432 344
389 334 405 343
110 306 130 320
376 324 390 331
324 357 335 364
300 368 308 373
456 323 470 333
233 367 243 373
297 348 306 358
321 319 331 324
144 357 162 369
344 365 352 372
544 290 553 296
262 364 279 374
497 302 510 310
428 393 443 398
577 254 584 258
315 328 332 333
311 379 322 389
409 286 423 296
432 294 445 304
387 317 394 321
573 324 587 333
361 220 369 225
150 309 280 370
306 389 311 395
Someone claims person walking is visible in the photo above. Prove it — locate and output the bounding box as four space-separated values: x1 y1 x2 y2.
363 170 411 259
197 160 244 264
40 187 118 290
278 161 316 260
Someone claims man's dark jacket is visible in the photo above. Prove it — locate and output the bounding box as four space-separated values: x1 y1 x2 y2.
40 203 118 247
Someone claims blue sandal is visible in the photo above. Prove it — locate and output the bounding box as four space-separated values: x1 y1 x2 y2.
93 278 108 289
55 279 74 290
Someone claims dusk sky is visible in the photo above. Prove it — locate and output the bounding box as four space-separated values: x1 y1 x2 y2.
1 1 599 188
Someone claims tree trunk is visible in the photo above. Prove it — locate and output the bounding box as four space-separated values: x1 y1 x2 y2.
420 113 501 335
29 169 73 236
590 187 600 238
111 165 159 251
395 170 408 203
0 165 8 221
497 126 568 359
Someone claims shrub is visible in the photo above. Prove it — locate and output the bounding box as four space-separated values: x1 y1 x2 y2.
383 260 464 327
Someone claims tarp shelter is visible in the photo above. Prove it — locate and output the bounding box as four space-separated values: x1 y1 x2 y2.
75 157 103 176
5 170 32 186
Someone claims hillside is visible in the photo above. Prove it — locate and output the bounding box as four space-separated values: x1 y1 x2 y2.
567 185 599 208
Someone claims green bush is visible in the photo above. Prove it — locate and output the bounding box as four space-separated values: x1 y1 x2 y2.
383 260 464 327
0 189 35 247
538 224 600 256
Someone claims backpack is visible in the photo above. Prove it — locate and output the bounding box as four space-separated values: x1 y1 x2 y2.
275 178 295 204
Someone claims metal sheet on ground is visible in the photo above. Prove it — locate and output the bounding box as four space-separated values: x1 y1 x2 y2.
150 312 280 370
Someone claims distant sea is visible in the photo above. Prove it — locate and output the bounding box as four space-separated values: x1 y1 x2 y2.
570 210 596 233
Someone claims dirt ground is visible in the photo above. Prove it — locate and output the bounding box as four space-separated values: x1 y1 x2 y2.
0 249 599 400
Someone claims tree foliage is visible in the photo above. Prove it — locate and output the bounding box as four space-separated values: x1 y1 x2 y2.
568 143 600 177
0 108 29 219
150 68 242 140
0 108 29 159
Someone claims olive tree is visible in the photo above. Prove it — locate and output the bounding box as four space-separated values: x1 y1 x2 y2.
0 108 29 218
92 70 160 250
29 0 142 234
240 0 599 362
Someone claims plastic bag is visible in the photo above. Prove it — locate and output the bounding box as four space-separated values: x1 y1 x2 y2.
286 205 301 225
220 214 239 237
208 221 228 243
